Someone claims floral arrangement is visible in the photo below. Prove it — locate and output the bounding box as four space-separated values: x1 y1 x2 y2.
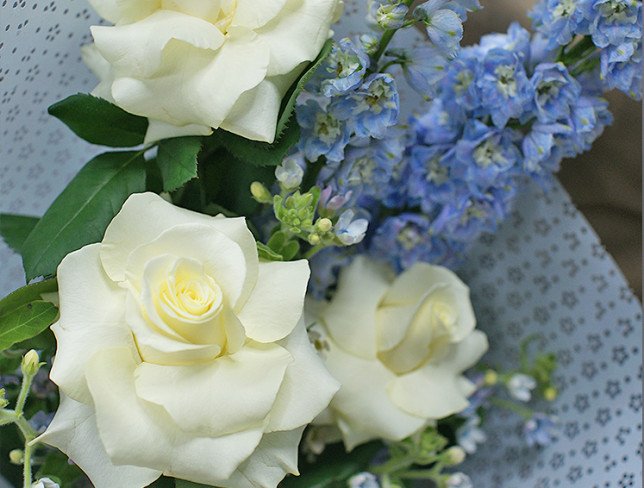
0 1 640 487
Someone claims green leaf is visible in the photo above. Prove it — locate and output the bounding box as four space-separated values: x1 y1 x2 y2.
48 94 148 147
0 302 58 351
281 240 301 261
21 151 147 280
211 117 300 168
210 39 333 167
257 241 284 261
157 136 203 192
175 480 212 488
0 214 39 254
36 449 85 486
275 39 333 139
0 280 58 351
281 442 381 488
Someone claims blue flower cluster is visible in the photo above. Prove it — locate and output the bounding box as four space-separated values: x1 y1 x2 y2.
530 0 642 98
301 3 633 294
296 37 401 165
366 23 614 274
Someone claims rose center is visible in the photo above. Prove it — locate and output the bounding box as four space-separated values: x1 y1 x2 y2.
159 263 223 321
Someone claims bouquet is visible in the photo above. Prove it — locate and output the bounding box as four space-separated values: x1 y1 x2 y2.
0 1 641 487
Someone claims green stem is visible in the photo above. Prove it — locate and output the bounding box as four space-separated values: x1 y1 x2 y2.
369 0 416 68
398 467 441 480
303 244 325 260
489 397 534 420
23 440 33 488
14 373 34 418
371 455 414 476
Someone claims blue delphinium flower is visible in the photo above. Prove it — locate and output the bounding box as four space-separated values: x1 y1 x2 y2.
479 22 533 64
408 144 457 210
530 0 588 49
440 55 481 112
523 413 558 447
324 133 407 209
335 209 369 245
296 98 351 163
367 0 410 30
414 0 465 56
476 49 533 128
412 98 465 145
431 184 516 242
456 415 487 454
319 38 371 97
369 213 462 270
600 38 642 97
584 0 641 49
348 472 380 488
386 46 450 96
530 62 582 122
335 73 400 139
308 247 352 299
453 121 522 189
446 473 474 488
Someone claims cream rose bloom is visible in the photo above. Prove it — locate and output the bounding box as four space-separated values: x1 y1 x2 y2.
82 0 340 143
38 192 339 488
309 257 488 449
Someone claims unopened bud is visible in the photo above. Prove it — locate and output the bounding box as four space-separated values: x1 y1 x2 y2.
21 349 41 377
445 446 466 465
250 182 272 204
544 386 558 402
316 218 333 233
0 388 8 409
483 369 498 386
308 233 321 246
9 449 24 465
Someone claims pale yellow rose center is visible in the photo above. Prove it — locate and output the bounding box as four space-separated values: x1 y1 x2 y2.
162 0 237 34
377 288 459 374
159 265 223 321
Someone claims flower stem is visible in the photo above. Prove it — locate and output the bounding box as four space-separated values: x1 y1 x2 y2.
370 0 416 68
23 440 33 488
489 397 534 419
14 373 34 418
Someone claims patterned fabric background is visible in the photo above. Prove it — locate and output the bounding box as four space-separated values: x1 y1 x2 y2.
0 1 641 487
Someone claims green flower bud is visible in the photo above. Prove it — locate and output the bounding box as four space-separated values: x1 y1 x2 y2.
250 181 272 204
308 234 321 245
483 369 498 386
316 218 333 233
544 386 558 401
445 446 466 466
21 349 41 377
0 388 7 409
9 449 24 465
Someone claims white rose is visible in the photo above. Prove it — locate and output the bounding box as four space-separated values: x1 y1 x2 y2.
81 0 340 143
32 479 59 488
309 257 488 449
38 192 339 488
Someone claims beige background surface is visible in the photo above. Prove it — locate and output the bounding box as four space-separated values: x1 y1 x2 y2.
457 0 643 295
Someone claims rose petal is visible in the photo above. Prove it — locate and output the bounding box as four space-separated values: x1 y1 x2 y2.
388 330 489 419
88 0 160 24
134 343 292 436
49 244 134 404
219 428 304 488
383 263 476 342
256 0 337 76
321 257 392 359
101 193 258 306
144 119 213 144
237 260 310 343
267 322 339 432
109 26 269 129
321 334 426 450
85 347 265 483
232 0 289 29
36 394 162 488
91 11 225 79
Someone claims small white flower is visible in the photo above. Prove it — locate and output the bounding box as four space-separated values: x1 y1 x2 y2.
33 479 60 488
275 157 305 190
507 373 537 402
335 210 369 245
456 415 487 454
446 472 473 488
348 472 380 488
